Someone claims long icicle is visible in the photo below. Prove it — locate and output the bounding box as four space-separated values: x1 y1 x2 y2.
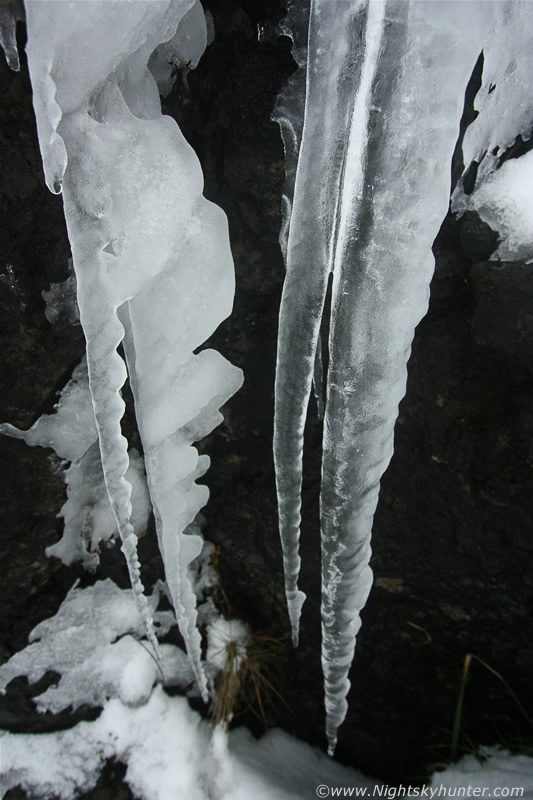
274 0 371 646
319 1 490 754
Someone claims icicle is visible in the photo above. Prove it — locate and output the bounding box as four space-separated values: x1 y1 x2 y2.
23 0 242 693
321 0 495 756
78 302 160 656
275 0 496 753
274 0 373 647
120 298 243 702
0 0 23 72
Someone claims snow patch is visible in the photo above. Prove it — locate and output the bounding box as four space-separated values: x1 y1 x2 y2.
0 580 192 713
207 619 250 674
455 151 533 264
0 685 378 800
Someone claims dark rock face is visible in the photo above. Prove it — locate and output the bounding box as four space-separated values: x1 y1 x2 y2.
0 3 532 796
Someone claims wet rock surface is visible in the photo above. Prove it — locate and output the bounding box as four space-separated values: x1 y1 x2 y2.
0 3 532 796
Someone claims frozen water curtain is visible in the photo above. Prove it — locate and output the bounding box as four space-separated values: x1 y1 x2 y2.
1 0 532 757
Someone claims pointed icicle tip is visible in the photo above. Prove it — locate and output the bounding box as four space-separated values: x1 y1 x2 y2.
288 588 306 647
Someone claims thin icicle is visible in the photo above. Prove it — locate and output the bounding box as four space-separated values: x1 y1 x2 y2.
0 0 23 72
81 301 159 656
274 0 373 647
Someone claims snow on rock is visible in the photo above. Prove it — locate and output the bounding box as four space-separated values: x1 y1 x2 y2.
0 359 151 569
455 150 533 264
226 726 377 800
2 683 533 800
451 2 533 260
0 688 210 800
455 1 533 192
0 580 192 713
48 442 151 569
0 684 378 800
0 358 96 463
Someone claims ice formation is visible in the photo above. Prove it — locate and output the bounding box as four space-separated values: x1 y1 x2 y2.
1 0 532 765
1 0 242 700
0 0 23 72
42 262 80 325
274 0 532 754
0 358 151 569
452 2 533 198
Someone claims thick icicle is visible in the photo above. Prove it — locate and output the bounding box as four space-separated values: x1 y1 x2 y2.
24 0 242 694
320 0 494 756
320 1 498 754
275 0 498 753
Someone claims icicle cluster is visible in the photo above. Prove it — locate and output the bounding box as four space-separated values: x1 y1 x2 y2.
274 0 532 754
1 0 242 699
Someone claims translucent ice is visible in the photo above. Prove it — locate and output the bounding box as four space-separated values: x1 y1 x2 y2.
0 0 23 72
274 0 497 753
